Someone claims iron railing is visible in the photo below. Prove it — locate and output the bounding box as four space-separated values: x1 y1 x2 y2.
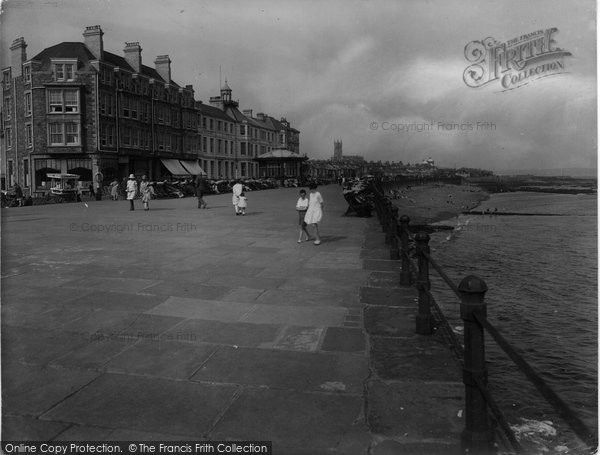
370 180 597 454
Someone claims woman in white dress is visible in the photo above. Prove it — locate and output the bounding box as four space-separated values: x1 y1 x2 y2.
126 174 138 211
304 183 324 245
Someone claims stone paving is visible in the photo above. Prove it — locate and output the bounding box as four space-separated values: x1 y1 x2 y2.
1 184 467 454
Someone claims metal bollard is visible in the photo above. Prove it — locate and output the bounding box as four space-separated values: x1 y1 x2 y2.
383 200 392 236
415 231 432 335
399 215 412 285
385 200 395 244
459 275 494 453
389 206 399 259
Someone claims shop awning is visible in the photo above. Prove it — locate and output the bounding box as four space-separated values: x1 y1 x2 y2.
180 160 205 175
161 159 190 176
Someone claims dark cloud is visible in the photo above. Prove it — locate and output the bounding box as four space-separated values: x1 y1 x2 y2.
1 0 595 171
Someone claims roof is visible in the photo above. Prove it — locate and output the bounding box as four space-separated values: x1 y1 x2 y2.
198 103 233 121
33 42 95 64
33 42 182 87
221 80 232 91
255 149 306 160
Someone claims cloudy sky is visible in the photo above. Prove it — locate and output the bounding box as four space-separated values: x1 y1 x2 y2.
0 0 596 172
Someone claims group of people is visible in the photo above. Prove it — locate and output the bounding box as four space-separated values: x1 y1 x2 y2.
296 184 323 245
121 173 325 245
121 174 155 211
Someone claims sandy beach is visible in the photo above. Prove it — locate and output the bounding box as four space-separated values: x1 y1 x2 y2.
388 183 489 225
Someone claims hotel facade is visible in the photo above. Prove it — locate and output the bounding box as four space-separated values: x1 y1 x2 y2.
1 25 301 195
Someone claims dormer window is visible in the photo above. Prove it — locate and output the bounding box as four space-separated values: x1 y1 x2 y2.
52 59 77 82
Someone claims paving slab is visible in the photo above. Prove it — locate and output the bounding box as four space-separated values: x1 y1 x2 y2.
241 303 346 327
163 319 281 347
268 325 323 352
191 346 367 394
366 379 464 442
361 286 418 306
369 334 461 382
321 327 366 353
41 373 238 437
210 388 370 452
63 276 159 294
368 271 408 288
256 288 358 307
2 363 101 415
1 325 90 365
64 291 167 313
60 309 144 335
206 273 285 290
50 337 139 370
116 314 185 338
105 340 217 379
363 259 402 272
146 296 254 321
1 415 71 441
141 281 231 300
364 305 417 337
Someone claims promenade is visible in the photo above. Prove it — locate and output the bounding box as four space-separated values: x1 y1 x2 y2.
1 185 465 454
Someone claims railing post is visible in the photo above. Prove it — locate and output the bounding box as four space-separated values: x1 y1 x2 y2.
415 231 432 335
385 200 394 244
399 215 412 285
389 206 399 259
383 200 392 238
459 275 494 454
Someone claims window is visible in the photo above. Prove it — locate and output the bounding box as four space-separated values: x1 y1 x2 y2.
240 142 246 155
48 89 79 113
100 93 115 116
54 63 75 81
209 119 214 130
4 97 11 120
3 70 11 89
23 159 30 186
217 121 222 131
25 92 32 116
121 127 131 146
48 122 79 146
26 124 32 147
65 123 79 144
202 117 207 129
209 138 214 154
240 125 246 135
49 123 63 144
24 65 31 84
8 160 13 187
5 128 12 149
202 137 207 153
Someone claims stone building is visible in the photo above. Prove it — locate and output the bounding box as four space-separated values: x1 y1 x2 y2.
1 26 201 195
1 25 300 193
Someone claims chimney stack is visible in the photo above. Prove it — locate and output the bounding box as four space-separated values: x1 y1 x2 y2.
10 37 27 77
243 109 253 118
83 25 104 59
154 55 171 82
257 113 265 121
123 42 142 73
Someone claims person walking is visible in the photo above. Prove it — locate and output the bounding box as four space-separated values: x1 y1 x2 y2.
13 183 23 207
195 174 209 209
110 179 119 201
304 183 324 245
126 174 138 211
232 180 243 215
139 175 154 211
237 191 248 216
296 189 311 243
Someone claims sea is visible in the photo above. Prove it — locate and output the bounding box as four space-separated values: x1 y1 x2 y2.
427 191 597 454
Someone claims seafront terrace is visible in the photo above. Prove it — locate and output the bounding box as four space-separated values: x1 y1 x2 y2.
1 185 465 454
